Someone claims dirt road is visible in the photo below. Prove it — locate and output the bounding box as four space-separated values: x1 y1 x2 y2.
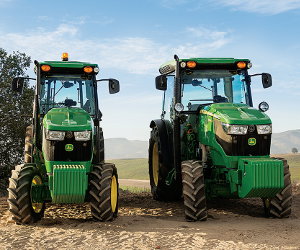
0 184 299 249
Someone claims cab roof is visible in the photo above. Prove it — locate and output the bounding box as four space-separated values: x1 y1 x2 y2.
159 57 250 74
39 61 98 68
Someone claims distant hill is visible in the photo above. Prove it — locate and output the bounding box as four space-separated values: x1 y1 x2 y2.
104 138 148 160
271 130 300 154
104 129 300 159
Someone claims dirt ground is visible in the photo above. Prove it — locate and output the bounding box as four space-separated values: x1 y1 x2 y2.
0 184 299 250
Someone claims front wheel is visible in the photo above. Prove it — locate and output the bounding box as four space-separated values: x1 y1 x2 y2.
263 158 292 218
7 164 45 224
89 163 119 221
181 160 207 221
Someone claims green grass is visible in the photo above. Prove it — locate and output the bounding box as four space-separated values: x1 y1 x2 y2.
272 154 300 182
111 155 300 182
119 185 150 193
110 158 149 180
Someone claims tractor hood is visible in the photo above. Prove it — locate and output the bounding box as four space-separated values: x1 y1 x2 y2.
201 103 271 125
43 107 93 131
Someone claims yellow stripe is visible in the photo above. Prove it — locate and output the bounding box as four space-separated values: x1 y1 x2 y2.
200 110 220 120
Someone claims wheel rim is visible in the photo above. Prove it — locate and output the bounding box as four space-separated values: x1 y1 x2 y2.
152 142 159 186
264 198 270 209
31 175 43 213
110 175 118 213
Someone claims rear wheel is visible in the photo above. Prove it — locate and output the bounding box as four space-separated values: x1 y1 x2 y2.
89 163 119 221
7 164 45 224
263 158 292 218
181 160 207 221
149 126 181 201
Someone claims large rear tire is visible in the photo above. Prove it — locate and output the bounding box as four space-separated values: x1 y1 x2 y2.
7 164 45 224
181 160 207 221
263 158 292 218
89 163 119 221
24 125 33 163
149 126 181 201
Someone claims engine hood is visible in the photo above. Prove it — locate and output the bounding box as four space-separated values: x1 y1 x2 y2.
43 107 93 131
201 103 271 125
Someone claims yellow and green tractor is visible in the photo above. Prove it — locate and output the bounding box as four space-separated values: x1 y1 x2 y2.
149 55 292 221
8 53 120 224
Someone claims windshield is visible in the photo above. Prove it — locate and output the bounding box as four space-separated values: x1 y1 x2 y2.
40 74 96 115
181 70 250 111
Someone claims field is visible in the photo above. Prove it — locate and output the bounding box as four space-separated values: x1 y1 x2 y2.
273 153 300 182
111 158 149 180
113 154 300 182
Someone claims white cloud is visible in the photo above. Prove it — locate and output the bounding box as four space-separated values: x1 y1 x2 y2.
0 24 230 75
211 0 300 14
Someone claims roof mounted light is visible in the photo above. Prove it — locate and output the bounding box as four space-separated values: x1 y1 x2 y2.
83 66 93 73
187 61 196 68
62 52 69 61
41 65 51 72
237 61 247 69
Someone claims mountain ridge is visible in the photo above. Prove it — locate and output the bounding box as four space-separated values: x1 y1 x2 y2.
104 129 300 159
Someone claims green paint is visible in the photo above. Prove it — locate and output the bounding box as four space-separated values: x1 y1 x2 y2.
52 164 88 203
236 158 284 198
40 61 98 69
202 103 271 125
65 144 74 151
43 107 93 131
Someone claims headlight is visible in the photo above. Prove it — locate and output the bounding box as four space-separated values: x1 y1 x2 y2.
222 123 248 135
46 130 65 141
175 103 184 112
74 131 91 141
257 124 272 134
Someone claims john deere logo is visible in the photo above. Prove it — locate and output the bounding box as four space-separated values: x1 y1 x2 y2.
248 138 256 146
65 144 74 151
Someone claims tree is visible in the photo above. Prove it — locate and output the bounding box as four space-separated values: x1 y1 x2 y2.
0 48 33 190
292 147 298 154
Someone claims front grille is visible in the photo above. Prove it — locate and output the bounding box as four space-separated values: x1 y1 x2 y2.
44 133 92 161
215 121 271 156
229 134 271 156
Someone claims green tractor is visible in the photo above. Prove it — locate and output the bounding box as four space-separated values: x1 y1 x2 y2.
149 55 292 221
8 53 120 224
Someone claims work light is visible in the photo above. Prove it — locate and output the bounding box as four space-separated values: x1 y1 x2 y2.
74 131 91 141
222 123 248 135
256 124 272 134
46 130 65 141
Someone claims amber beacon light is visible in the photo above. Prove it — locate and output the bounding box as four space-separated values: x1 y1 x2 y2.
62 52 69 61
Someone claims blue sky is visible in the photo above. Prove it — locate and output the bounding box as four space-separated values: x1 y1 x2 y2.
0 0 299 140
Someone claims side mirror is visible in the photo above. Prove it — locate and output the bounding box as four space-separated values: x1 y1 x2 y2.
155 75 167 90
11 77 25 93
108 79 120 94
262 73 272 88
